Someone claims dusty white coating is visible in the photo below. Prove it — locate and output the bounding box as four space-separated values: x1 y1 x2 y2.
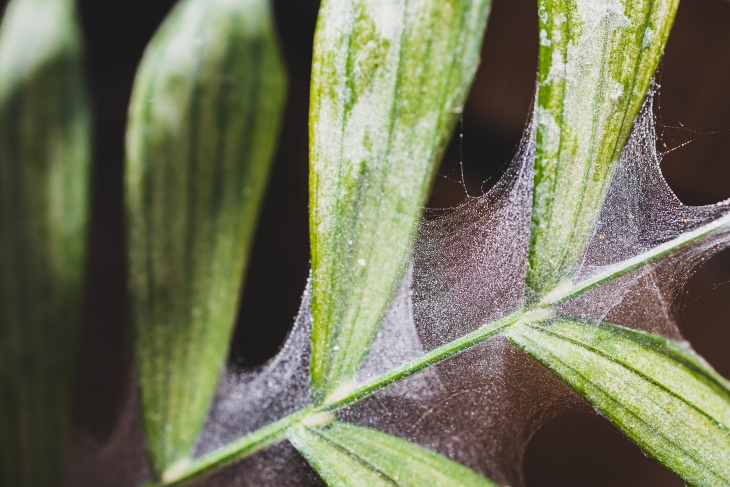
362 0 405 41
539 29 551 47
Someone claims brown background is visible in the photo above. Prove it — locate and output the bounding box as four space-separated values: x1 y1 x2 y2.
4 0 728 485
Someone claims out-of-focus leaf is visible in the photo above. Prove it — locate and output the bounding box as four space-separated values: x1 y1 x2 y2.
507 318 730 486
125 0 286 476
526 0 679 302
288 421 499 487
309 0 492 404
0 0 91 485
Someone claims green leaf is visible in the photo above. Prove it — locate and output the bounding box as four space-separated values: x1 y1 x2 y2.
288 420 499 487
526 0 679 302
125 0 286 476
506 318 730 486
0 0 90 485
309 0 492 404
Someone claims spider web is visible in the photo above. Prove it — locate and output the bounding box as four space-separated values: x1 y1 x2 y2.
65 90 730 487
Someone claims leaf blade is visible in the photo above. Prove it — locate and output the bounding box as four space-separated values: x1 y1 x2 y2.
288 421 499 487
288 424 396 487
507 319 730 486
527 0 680 301
309 0 492 404
125 0 286 475
0 0 91 485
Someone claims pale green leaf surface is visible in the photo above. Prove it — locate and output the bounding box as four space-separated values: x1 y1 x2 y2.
527 0 680 301
309 0 492 404
288 421 499 487
507 319 730 486
125 0 286 475
0 0 90 485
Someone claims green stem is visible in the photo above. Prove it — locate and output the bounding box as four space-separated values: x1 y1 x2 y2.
145 408 313 487
320 309 534 410
540 210 730 306
148 210 730 487
146 311 528 487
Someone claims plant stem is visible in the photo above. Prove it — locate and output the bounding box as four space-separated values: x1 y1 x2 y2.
146 311 528 486
144 408 313 487
320 309 533 411
541 211 730 306
148 210 730 487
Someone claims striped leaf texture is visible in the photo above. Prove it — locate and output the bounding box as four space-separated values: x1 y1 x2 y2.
288 421 499 487
526 0 679 302
507 319 730 486
0 0 91 485
125 0 286 477
309 0 492 404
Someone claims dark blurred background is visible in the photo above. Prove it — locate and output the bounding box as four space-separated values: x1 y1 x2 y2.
7 0 727 485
